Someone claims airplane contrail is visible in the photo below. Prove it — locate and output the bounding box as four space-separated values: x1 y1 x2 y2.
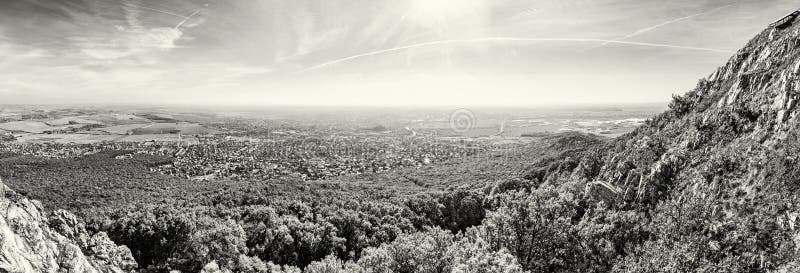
301 37 735 72
175 10 202 29
125 3 190 19
592 5 733 49
124 2 204 30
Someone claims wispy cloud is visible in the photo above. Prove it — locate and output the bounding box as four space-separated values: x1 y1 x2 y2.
0 0 793 105
591 4 733 49
303 37 735 72
124 3 193 21
0 37 53 70
74 2 206 61
76 28 184 60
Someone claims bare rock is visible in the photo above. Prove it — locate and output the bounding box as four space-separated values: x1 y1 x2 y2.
585 181 622 204
0 178 137 273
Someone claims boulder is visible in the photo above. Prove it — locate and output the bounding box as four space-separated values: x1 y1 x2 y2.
794 61 800 74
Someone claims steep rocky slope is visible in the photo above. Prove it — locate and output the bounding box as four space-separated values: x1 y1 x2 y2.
523 10 800 272
0 178 137 273
562 10 800 205
2 9 800 273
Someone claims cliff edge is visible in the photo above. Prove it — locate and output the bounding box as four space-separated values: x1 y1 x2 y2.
0 178 137 273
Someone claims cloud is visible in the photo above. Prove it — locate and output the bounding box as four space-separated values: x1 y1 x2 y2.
0 36 54 70
302 37 734 72
592 4 733 49
0 0 794 105
77 27 184 60
73 2 205 61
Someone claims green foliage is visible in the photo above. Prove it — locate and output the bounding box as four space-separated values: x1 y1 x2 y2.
245 211 345 267
614 191 797 273
97 206 197 271
5 118 800 273
356 227 525 273
405 190 486 233
183 219 248 271
359 227 453 273
233 255 272 273
479 186 582 272
446 229 524 273
305 255 365 273
668 94 694 117
574 204 648 273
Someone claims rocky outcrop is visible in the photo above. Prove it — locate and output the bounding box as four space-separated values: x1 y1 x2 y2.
0 178 137 273
585 180 622 204
521 11 800 270
582 9 800 204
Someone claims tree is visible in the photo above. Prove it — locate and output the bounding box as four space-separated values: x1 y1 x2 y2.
447 228 524 273
480 187 581 272
358 227 453 273
305 255 365 273
181 219 248 272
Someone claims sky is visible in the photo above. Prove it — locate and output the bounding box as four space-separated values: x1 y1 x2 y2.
0 0 797 106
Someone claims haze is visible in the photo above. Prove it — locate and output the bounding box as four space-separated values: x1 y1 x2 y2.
0 0 796 106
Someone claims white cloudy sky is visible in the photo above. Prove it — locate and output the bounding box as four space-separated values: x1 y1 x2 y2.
0 0 797 106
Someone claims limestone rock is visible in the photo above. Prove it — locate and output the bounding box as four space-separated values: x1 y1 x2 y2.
585 181 622 204
0 178 137 273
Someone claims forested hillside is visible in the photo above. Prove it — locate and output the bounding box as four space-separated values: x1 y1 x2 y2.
0 179 137 272
527 11 800 272
3 9 800 273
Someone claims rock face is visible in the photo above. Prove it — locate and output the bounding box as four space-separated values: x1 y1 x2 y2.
539 10 800 262
0 178 137 273
583 9 800 203
585 180 623 204
512 11 800 270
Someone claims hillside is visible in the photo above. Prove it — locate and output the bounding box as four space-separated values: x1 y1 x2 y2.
0 178 137 272
582 10 800 204
528 10 800 272
2 9 800 273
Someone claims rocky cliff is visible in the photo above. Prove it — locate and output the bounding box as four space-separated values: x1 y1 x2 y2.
0 178 137 273
569 9 800 204
513 11 800 272
526 10 800 271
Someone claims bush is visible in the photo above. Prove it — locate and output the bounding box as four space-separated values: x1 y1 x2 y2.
480 187 582 272
668 94 694 117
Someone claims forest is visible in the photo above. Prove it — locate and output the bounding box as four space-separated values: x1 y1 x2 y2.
3 11 800 273
3 119 798 273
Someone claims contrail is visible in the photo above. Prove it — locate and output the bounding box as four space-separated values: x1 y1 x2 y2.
175 10 201 29
125 3 190 19
592 5 732 49
124 2 204 30
380 12 411 45
301 37 735 72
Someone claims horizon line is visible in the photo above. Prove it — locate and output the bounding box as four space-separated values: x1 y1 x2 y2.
0 101 670 109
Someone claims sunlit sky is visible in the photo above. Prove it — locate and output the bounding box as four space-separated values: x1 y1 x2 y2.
0 0 797 106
